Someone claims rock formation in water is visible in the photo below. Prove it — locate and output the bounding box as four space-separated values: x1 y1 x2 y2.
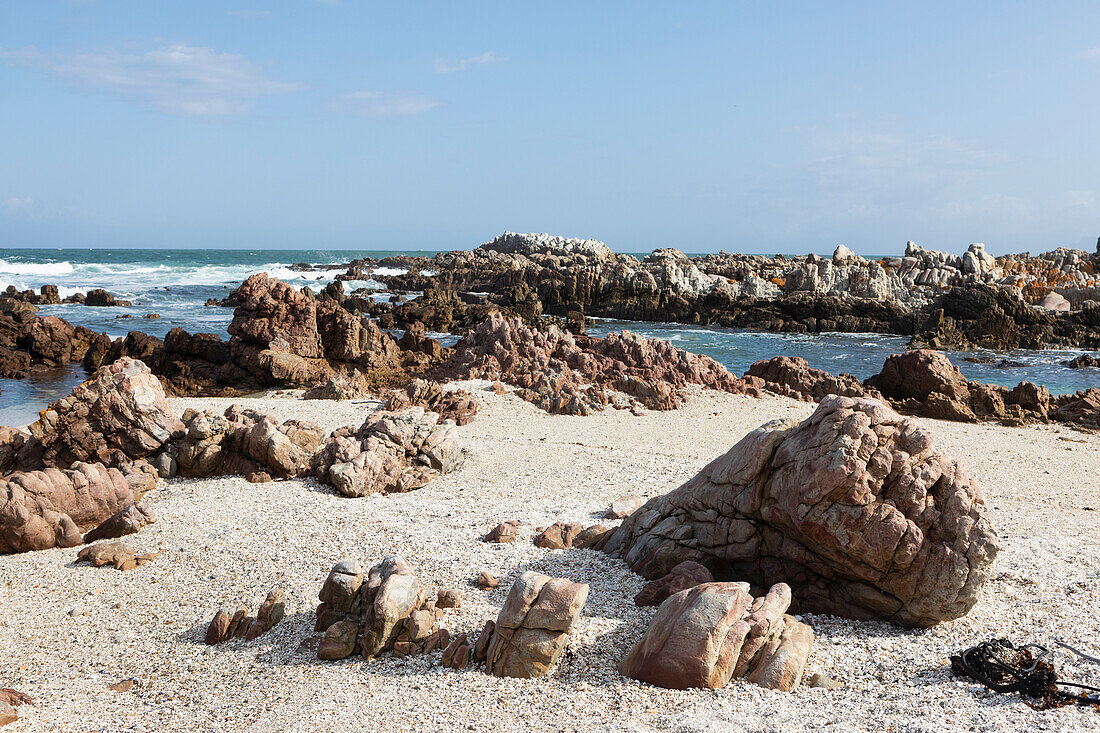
602 395 1000 627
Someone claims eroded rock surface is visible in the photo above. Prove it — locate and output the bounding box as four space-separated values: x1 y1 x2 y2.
603 395 999 627
621 581 812 691
175 406 324 479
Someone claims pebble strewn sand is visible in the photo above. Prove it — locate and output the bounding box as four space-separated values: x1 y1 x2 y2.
1 383 1099 732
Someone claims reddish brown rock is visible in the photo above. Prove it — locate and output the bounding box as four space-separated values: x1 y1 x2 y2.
205 587 285 645
17 357 184 471
175 406 324 479
311 407 465 497
0 462 148 554
604 495 643 519
482 521 520 544
533 522 585 550
384 379 478 426
603 395 999 627
620 581 812 691
634 561 714 607
867 349 970 403
484 571 589 678
476 572 499 589
745 355 880 403
76 541 160 571
82 501 157 543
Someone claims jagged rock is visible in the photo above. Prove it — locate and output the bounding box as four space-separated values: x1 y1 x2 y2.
572 524 611 549
311 406 465 497
482 521 520 543
384 379 478 426
620 582 812 691
867 350 970 403
435 312 757 416
82 501 157 543
205 587 286 644
0 427 27 475
437 588 462 609
0 462 151 554
484 571 589 678
84 289 132 307
16 358 184 471
175 406 324 479
634 561 714 607
303 374 369 400
314 555 429 661
603 396 999 627
745 356 879 403
441 633 471 669
76 541 160 571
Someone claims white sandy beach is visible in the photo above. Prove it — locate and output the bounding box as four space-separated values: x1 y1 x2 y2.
1 383 1099 732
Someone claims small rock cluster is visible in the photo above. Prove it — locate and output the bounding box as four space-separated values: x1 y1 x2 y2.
384 379 478 426
311 407 465 497
205 587 287 644
622 582 813 691
76 541 160 571
174 406 326 479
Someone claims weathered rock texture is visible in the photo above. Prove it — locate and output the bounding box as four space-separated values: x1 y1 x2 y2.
621 581 812 691
436 312 759 415
175 406 325 479
76 541 160 571
603 395 1000 627
82 501 157 544
483 571 589 678
0 462 153 554
315 556 444 661
311 407 464 497
383 379 478 426
16 358 184 471
205 587 287 644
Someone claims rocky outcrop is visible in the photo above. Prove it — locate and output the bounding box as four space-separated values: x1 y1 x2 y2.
436 312 759 415
483 571 589 678
745 356 879 403
0 461 153 554
383 379 478 426
16 358 184 471
621 582 813 691
603 396 1000 627
175 406 325 479
311 406 465 497
0 298 106 378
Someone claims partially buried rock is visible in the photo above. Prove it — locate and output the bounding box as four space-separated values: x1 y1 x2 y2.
483 571 589 678
315 555 433 661
620 581 812 691
476 572 499 589
76 542 160 571
436 588 462 609
482 521 520 543
634 560 714 607
533 522 585 550
572 524 611 550
82 501 157 544
205 586 286 644
441 633 470 669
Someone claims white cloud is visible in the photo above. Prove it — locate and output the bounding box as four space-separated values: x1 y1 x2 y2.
3 196 33 212
0 42 300 116
434 51 506 74
330 91 442 119
1084 46 1100 60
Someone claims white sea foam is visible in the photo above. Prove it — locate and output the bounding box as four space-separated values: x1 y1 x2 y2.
0 259 75 277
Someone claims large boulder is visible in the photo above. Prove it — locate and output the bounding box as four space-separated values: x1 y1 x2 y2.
620 581 812 691
866 349 970 402
384 379 478 426
17 357 184 471
483 571 589 678
603 395 999 627
0 462 152 554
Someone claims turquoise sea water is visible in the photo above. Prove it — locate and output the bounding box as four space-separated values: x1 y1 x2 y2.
0 248 1097 426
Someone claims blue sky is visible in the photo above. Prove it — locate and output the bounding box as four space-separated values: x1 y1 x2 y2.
1 1 1099 254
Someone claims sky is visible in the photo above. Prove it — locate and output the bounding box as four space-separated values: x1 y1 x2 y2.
1 1 1099 255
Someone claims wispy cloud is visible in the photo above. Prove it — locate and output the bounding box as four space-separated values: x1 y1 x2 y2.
3 196 33 213
330 90 442 119
0 42 300 116
434 51 506 74
1085 46 1100 60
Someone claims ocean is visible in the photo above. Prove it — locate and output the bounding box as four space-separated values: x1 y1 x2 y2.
1 248 1097 426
